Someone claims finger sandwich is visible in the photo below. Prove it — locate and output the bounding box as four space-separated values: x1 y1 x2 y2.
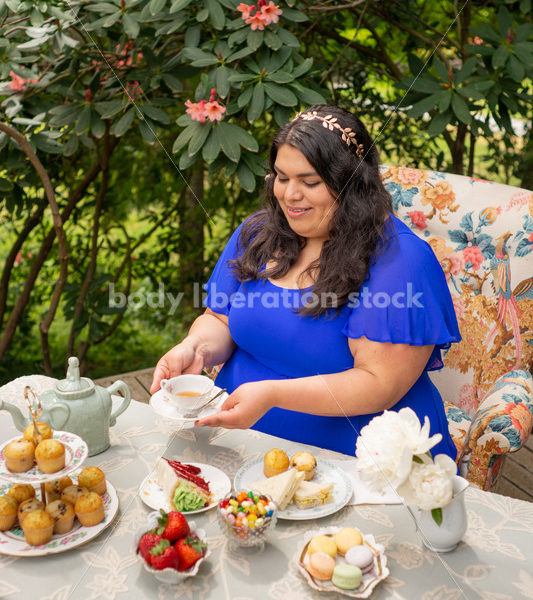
293 480 334 510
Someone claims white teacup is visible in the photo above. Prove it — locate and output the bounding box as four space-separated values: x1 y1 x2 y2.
159 374 215 416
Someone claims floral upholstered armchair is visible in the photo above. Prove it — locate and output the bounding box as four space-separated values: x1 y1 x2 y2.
382 167 533 490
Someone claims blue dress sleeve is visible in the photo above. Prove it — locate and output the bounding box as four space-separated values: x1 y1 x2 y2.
204 222 246 316
341 230 461 371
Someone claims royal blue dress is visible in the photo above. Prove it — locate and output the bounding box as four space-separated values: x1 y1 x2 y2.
204 214 461 459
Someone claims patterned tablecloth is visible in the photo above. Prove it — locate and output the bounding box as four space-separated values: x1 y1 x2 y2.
0 398 532 600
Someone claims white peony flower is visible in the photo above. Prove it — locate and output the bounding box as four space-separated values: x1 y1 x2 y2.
397 454 457 511
355 408 443 493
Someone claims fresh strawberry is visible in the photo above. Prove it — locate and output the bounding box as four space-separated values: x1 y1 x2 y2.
149 539 180 570
154 509 190 542
138 532 161 565
175 535 207 571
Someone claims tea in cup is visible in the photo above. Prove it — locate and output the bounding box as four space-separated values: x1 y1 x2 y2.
159 375 215 416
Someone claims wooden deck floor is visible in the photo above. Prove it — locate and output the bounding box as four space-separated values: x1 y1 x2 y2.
96 367 533 503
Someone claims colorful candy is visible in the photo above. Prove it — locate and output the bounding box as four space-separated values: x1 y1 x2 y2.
218 491 275 530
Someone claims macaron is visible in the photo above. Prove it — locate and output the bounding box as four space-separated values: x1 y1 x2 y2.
331 563 362 590
307 535 337 558
306 552 335 581
345 544 374 574
333 527 363 556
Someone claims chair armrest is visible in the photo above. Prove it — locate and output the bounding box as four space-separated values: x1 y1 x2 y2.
460 369 533 489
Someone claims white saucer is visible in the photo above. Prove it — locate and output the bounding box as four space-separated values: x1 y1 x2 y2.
149 386 228 427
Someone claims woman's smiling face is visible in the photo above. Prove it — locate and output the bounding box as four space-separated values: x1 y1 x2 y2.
273 144 337 242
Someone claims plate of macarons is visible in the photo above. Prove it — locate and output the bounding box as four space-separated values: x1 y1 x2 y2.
297 526 389 597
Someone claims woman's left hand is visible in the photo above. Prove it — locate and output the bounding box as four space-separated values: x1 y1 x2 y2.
195 381 274 429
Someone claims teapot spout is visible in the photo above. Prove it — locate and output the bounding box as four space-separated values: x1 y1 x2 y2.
0 400 30 432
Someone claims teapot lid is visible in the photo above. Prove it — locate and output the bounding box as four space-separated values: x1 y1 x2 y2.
56 357 93 395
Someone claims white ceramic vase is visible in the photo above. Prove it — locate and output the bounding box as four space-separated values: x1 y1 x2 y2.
410 476 469 552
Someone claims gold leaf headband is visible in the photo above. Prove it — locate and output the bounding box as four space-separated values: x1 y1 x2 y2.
292 111 365 159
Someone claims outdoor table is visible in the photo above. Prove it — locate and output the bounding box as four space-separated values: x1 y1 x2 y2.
1 397 532 600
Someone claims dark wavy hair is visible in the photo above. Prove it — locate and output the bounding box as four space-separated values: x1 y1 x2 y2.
230 104 394 317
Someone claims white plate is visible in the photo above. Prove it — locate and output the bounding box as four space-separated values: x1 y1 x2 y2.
297 527 389 598
0 431 89 485
149 386 228 427
0 475 119 556
233 457 353 520
139 462 231 514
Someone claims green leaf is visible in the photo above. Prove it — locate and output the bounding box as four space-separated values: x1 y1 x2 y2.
507 54 525 81
497 6 512 37
407 94 438 118
248 83 264 122
95 99 124 119
91 112 106 138
437 89 452 112
196 7 208 21
290 83 326 104
237 161 255 192
48 105 82 127
247 30 263 50
431 508 443 526
281 7 308 22
277 27 299 48
0 178 14 191
162 73 182 92
514 23 533 43
111 108 135 136
472 23 501 44
63 135 79 157
150 0 167 13
451 94 471 124
217 121 241 162
227 46 255 62
173 123 199 153
75 105 91 134
141 103 170 124
122 13 140 38
412 455 424 464
188 121 211 156
237 85 253 108
206 0 225 29
268 47 292 72
409 76 443 94
185 24 201 47
224 123 258 151
432 57 449 82
264 31 282 50
492 45 509 68
183 47 219 66
267 71 294 84
427 110 451 136
453 57 477 86
202 129 221 162
170 0 193 11
274 105 290 126
457 85 485 101
513 42 533 65
139 117 157 143
264 82 297 106
215 66 231 98
32 133 64 154
228 28 248 48
293 58 313 79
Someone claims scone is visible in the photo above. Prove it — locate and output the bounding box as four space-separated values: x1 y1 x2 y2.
61 485 89 506
46 500 75 534
7 483 36 505
23 422 53 444
35 439 65 474
17 498 44 526
78 467 106 495
45 476 73 503
21 509 54 546
4 438 35 473
290 452 317 481
75 492 104 527
0 496 18 531
263 449 290 478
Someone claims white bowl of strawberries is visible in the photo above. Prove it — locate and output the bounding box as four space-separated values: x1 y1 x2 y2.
134 509 210 584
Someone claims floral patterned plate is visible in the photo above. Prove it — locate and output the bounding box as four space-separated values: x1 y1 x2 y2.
0 475 119 556
297 527 389 598
0 431 89 485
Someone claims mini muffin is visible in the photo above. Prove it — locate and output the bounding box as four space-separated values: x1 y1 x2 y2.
290 451 317 481
75 492 104 527
21 509 54 546
23 422 53 444
61 485 89 506
334 527 363 556
46 500 75 535
78 467 106 495
7 483 36 505
17 498 44 526
35 439 65 474
263 449 290 478
45 476 73 503
0 496 18 531
4 438 35 473
306 551 336 581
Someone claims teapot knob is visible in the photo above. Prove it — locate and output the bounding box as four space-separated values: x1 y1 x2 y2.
67 357 80 383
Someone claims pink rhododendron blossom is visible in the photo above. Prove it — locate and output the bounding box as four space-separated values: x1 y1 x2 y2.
408 210 427 230
205 100 226 122
261 1 282 24
14 252 23 266
463 245 484 270
246 12 268 30
8 71 37 93
185 99 207 123
237 2 255 19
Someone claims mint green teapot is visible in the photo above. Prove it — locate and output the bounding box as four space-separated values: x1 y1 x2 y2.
0 357 131 456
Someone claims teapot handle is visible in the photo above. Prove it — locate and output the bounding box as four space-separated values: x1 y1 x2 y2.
107 380 131 426
48 403 70 430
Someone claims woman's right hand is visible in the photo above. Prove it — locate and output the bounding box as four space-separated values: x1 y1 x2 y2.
150 339 205 394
